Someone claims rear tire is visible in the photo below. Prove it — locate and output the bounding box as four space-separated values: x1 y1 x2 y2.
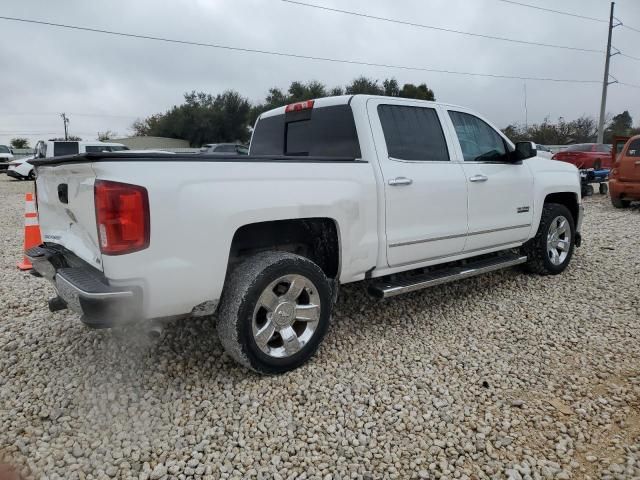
611 197 631 208
599 183 608 195
523 203 575 275
217 251 332 374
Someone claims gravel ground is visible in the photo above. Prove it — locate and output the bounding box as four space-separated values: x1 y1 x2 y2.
1 174 639 480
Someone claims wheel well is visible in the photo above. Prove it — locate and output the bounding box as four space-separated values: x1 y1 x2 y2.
227 218 340 279
544 192 579 223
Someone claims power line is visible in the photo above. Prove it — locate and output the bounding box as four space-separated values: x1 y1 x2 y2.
619 82 640 89
281 0 603 54
495 0 607 23
622 24 640 34
495 0 640 38
0 15 603 84
619 52 640 62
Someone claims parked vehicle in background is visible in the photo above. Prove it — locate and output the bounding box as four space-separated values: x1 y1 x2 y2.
552 143 612 170
535 144 553 159
28 95 583 373
610 135 640 208
0 145 14 172
199 143 249 155
7 140 129 180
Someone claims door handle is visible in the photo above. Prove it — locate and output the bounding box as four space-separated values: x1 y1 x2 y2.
469 174 489 183
388 177 413 186
635 161 640 166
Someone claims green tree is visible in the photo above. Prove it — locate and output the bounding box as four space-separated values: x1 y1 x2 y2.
132 90 251 146
502 116 597 145
604 111 634 143
345 76 383 95
399 83 435 101
49 136 82 141
10 138 30 149
97 130 118 141
383 78 400 97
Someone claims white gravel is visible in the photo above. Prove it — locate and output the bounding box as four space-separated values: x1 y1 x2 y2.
1 174 639 480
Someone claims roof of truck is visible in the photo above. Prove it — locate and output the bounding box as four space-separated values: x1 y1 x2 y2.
258 94 465 119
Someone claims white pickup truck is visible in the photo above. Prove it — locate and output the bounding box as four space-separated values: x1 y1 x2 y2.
28 95 583 373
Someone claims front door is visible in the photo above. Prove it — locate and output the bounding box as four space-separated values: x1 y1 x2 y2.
368 100 468 267
446 110 534 252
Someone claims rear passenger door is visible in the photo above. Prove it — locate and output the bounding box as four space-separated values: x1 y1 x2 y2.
368 99 468 267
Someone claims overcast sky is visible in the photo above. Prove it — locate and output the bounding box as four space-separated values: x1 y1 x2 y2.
1 0 639 146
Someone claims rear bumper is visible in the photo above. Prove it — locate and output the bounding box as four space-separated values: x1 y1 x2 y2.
26 245 141 328
609 178 640 200
6 169 23 179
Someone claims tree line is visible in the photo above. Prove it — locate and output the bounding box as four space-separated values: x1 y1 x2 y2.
130 77 435 146
502 111 640 146
7 77 638 148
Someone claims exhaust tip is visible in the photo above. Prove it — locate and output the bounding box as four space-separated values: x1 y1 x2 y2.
147 322 164 340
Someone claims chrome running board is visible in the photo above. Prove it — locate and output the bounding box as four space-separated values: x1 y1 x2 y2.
368 254 528 299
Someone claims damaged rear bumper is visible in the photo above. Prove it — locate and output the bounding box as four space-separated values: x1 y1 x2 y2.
26 245 141 328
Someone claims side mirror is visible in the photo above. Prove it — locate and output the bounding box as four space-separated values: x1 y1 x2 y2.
514 141 537 161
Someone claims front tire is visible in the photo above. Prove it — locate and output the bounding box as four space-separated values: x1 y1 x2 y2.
217 251 332 374
523 203 575 275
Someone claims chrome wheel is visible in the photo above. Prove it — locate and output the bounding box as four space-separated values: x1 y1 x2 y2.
252 274 321 358
547 215 570 266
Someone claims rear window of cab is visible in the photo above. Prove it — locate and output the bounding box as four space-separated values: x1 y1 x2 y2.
250 105 361 158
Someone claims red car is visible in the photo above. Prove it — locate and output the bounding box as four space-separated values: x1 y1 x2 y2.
552 143 612 169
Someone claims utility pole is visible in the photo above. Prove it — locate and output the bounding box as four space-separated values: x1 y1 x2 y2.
597 2 620 143
523 82 528 130
60 113 69 140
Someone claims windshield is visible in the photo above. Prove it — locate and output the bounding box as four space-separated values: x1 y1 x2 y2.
0 146 10 153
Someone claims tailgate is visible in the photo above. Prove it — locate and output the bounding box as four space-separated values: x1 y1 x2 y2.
35 163 103 271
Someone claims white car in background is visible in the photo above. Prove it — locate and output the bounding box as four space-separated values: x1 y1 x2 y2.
0 145 14 162
535 144 553 159
0 145 15 173
6 140 173 180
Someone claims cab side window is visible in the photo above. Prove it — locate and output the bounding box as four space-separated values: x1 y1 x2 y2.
449 111 507 162
627 139 640 157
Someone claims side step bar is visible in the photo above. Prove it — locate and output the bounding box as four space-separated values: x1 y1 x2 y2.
368 254 528 299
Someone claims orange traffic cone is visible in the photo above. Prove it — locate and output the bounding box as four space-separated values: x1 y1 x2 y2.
17 192 42 270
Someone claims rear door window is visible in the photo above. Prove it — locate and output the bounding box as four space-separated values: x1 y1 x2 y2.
377 105 449 161
53 142 79 157
251 105 361 158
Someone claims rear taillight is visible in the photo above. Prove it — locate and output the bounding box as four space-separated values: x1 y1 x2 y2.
94 180 150 255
